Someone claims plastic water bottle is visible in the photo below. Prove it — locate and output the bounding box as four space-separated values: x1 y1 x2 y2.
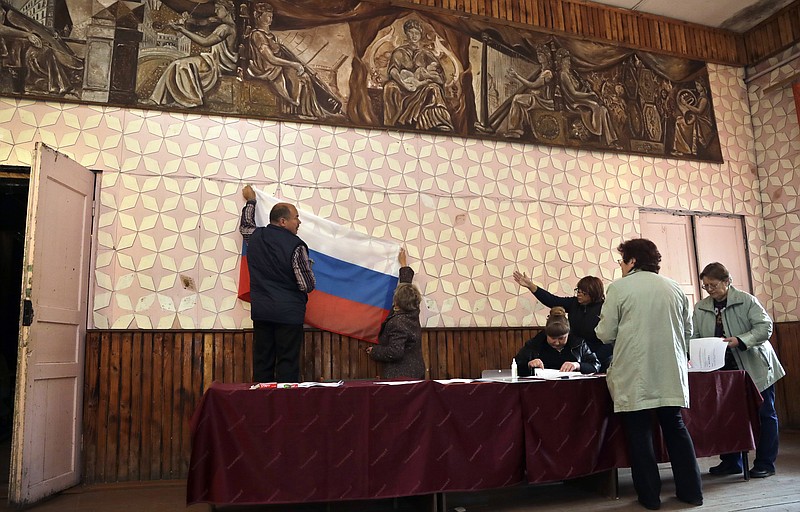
511 359 518 381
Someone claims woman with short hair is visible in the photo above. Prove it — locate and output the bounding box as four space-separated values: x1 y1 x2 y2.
366 248 425 379
693 262 785 478
514 306 600 375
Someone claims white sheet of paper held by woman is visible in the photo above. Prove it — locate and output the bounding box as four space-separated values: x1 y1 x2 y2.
688 337 727 372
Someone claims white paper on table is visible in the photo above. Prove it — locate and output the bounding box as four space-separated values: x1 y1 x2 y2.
373 380 425 385
688 337 727 372
434 379 476 384
533 368 583 380
298 380 345 388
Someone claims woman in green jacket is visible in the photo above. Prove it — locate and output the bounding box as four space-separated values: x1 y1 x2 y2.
596 239 702 510
693 262 785 478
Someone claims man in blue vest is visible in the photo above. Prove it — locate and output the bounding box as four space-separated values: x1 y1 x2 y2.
247 202 315 382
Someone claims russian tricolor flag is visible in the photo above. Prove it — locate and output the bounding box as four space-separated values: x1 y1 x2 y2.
237 190 400 343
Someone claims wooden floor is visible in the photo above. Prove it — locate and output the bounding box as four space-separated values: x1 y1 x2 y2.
2 430 799 512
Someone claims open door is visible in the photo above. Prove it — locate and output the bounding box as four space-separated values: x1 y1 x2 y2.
9 144 95 506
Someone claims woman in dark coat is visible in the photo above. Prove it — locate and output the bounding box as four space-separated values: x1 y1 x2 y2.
513 271 611 372
366 249 425 379
514 306 600 376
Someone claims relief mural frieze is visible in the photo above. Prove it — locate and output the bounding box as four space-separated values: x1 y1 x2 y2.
0 0 722 162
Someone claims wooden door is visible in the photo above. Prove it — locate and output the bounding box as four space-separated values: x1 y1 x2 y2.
639 211 700 306
694 215 752 294
9 144 95 506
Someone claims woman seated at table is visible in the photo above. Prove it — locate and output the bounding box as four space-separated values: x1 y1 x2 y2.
513 271 611 372
366 248 425 379
514 306 600 376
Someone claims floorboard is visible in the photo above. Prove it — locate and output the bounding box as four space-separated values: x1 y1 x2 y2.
1 431 798 511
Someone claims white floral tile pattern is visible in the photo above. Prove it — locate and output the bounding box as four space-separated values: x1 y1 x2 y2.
0 58 794 328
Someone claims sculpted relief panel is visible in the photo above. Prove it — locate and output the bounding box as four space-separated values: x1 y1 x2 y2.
0 0 722 162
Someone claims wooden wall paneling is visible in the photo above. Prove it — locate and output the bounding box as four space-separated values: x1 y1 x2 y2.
405 0 794 65
128 331 142 481
436 330 448 379
118 332 133 481
202 332 214 391
313 329 324 380
233 331 245 382
82 332 100 484
470 329 483 378
168 334 182 479
675 24 686 55
641 18 651 49
617 11 626 43
593 8 603 40
742 0 800 65
774 323 800 429
324 330 334 380
149 332 163 480
105 332 121 481
712 31 722 61
139 332 153 480
606 9 615 41
158 332 173 479
581 6 590 38
554 0 565 32
566 3 576 33
223 330 235 382
779 16 792 46
533 0 543 27
339 332 351 379
185 332 203 475
81 323 797 483
628 14 638 47
504 0 513 23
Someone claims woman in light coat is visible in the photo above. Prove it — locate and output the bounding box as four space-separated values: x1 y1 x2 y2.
595 238 702 510
693 262 785 478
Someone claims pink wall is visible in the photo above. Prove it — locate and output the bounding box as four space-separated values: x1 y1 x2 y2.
748 43 800 322
0 60 785 329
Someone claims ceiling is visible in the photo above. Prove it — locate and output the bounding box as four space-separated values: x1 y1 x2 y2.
587 0 795 32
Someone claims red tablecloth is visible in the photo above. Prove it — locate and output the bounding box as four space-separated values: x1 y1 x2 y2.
187 370 761 506
187 380 524 505
519 370 762 484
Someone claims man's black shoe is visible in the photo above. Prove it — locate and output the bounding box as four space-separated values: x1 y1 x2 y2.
750 468 775 478
709 462 742 475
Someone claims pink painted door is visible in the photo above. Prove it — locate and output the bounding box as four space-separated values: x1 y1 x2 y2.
639 211 701 306
694 215 752 294
9 144 95 507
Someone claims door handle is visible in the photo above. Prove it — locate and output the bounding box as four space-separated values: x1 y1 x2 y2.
22 299 34 326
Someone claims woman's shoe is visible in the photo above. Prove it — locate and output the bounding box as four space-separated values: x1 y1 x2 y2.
709 461 742 475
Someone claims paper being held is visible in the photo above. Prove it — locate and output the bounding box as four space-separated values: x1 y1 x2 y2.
688 337 727 372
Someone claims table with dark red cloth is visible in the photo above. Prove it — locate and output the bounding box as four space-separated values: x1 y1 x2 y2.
186 370 761 506
519 370 762 484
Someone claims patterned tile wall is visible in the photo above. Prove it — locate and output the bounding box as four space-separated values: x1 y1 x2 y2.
748 43 800 322
0 61 787 329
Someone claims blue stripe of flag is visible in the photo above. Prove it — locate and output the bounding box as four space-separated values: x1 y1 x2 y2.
309 250 397 310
